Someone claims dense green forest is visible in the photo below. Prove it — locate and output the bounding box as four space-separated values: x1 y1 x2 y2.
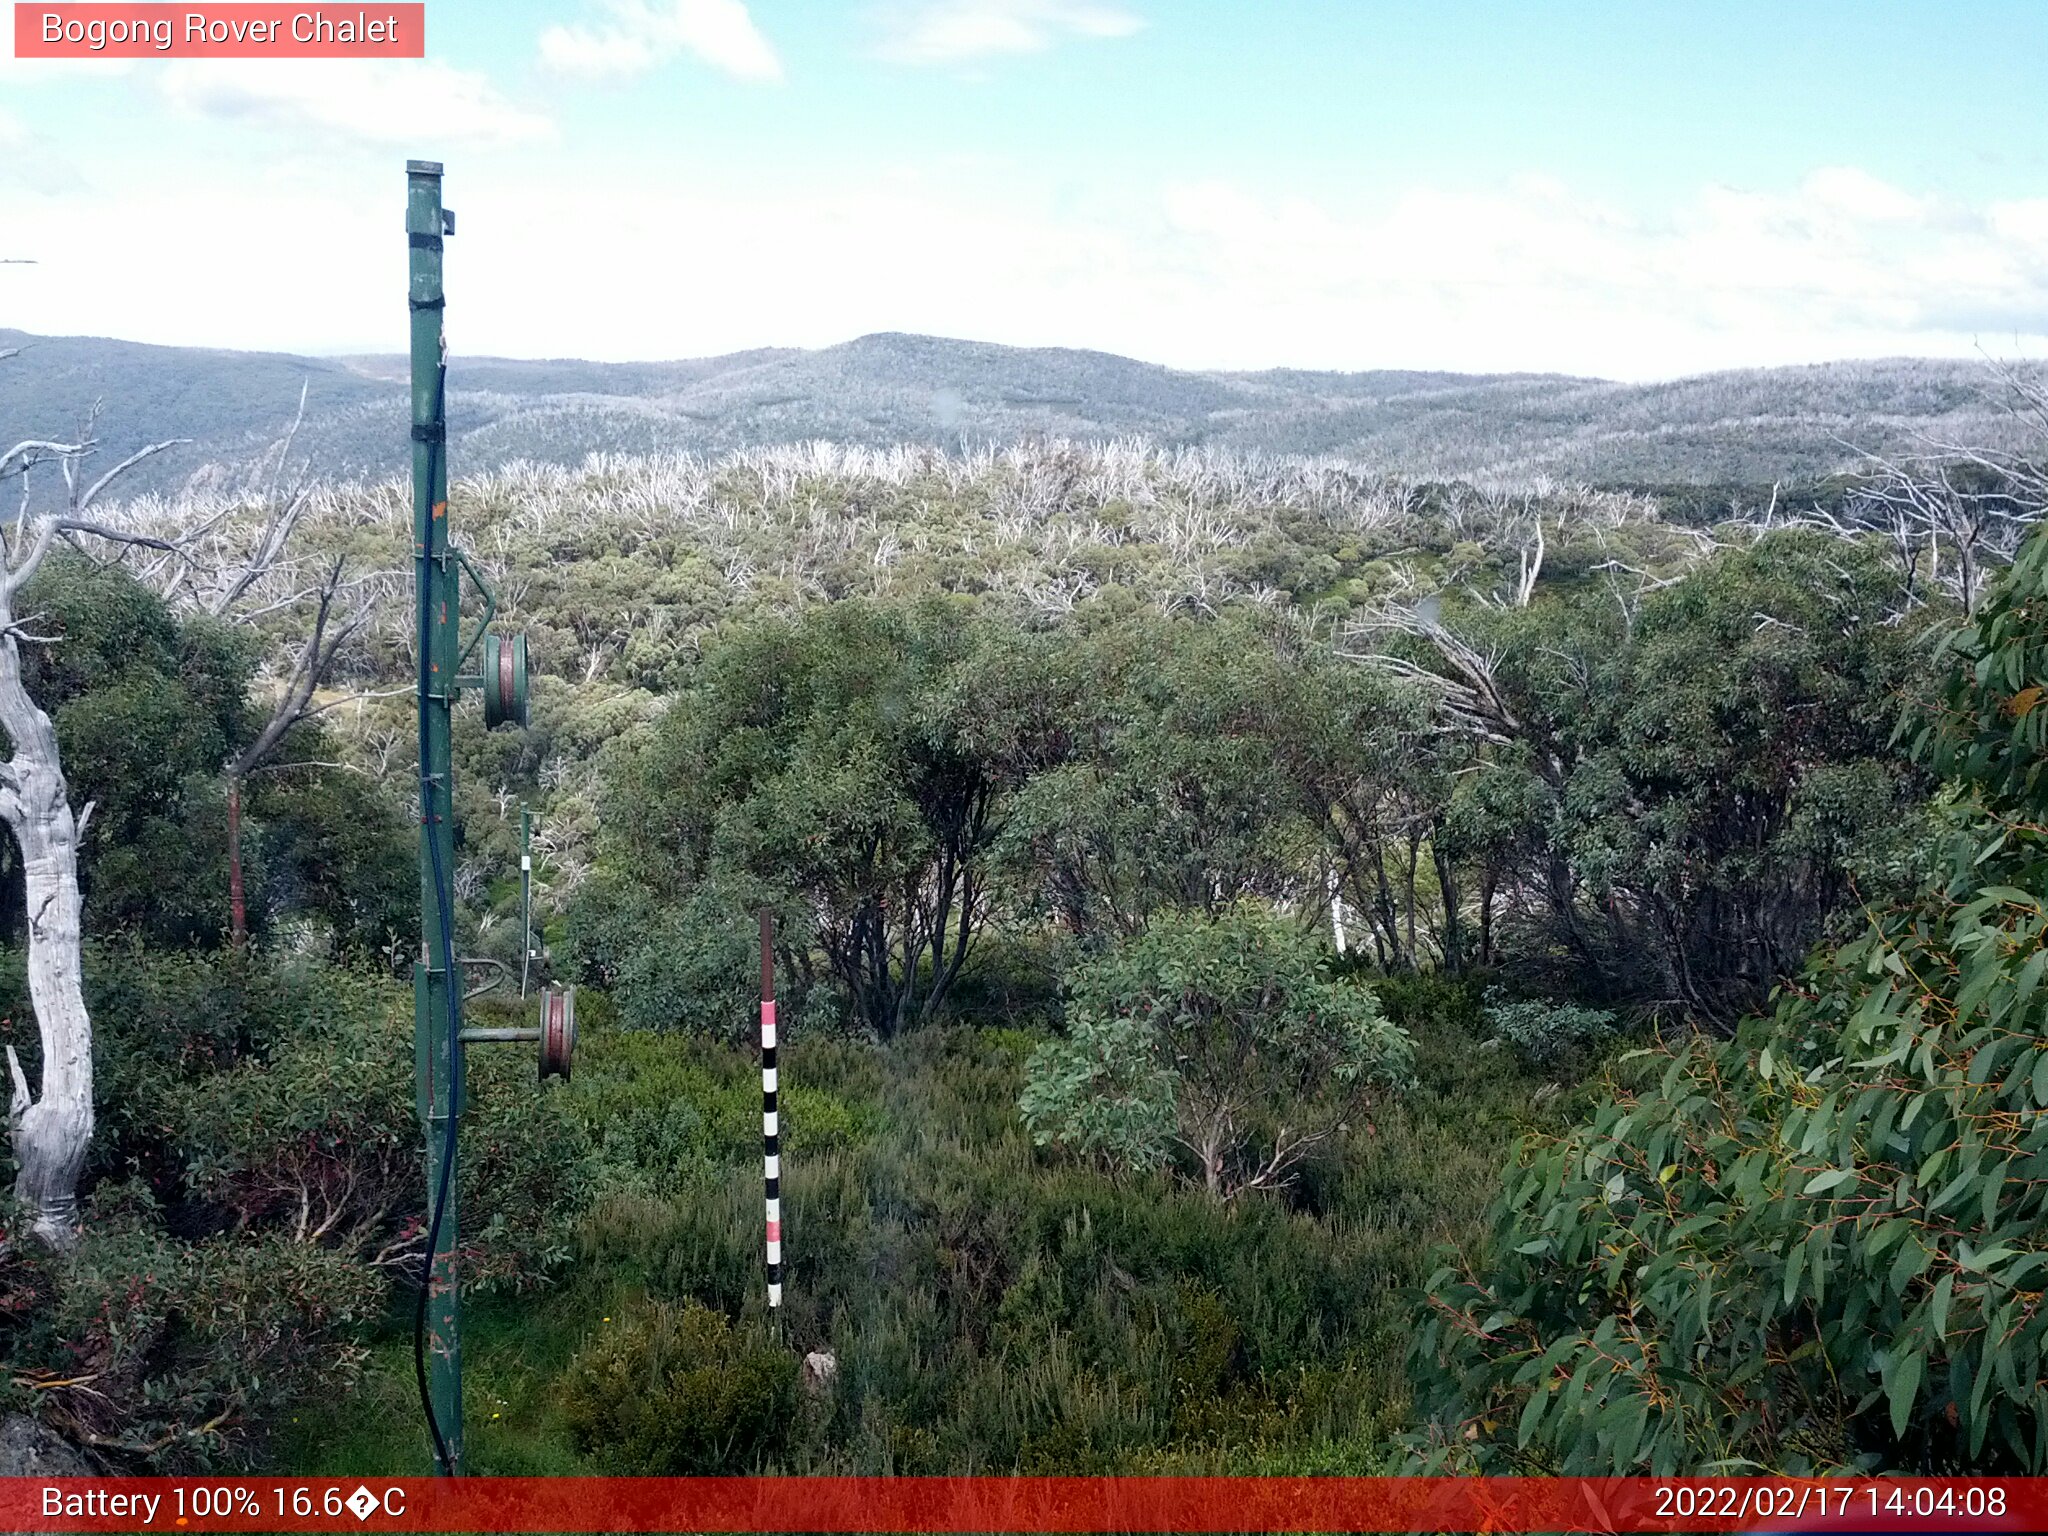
5 423 2048 1477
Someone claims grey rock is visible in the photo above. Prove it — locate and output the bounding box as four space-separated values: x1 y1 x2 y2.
801 1349 838 1396
0 1413 92 1477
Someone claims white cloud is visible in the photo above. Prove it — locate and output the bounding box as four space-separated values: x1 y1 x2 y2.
1122 169 2048 374
538 0 784 83
504 170 2045 374
1803 165 1928 224
0 53 135 82
0 106 84 194
1986 198 2048 246
158 60 554 147
6 162 2045 381
871 0 1143 65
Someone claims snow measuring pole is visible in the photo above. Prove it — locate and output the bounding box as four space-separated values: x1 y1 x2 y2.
409 159 563 1477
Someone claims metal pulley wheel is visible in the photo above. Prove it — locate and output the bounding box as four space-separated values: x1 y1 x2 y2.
539 983 576 1081
482 630 529 729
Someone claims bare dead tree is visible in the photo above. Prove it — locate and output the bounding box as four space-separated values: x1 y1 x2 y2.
1838 455 2021 614
223 556 376 946
111 388 393 945
1511 511 1544 608
1341 605 1522 747
1586 557 1686 628
1808 373 2048 615
0 513 96 1249
1 384 188 1248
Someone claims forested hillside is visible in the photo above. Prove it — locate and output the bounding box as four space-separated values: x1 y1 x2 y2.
5 327 2044 508
6 386 2048 1476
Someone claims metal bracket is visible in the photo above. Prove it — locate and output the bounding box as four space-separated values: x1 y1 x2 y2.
450 545 498 682
458 955 510 1002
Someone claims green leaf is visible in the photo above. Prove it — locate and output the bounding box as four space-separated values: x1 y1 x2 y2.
1516 1382 1549 1449
1980 1159 2009 1227
1963 1245 2018 1273
1612 1392 1650 1468
1887 1349 1924 1440
1931 1272 1955 1340
1889 1236 1933 1295
1928 1168 1978 1213
2009 947 2048 1022
2004 1251 2048 1286
1803 1167 1855 1195
1783 1235 1809 1306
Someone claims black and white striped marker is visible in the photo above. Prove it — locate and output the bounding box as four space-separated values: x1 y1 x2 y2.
760 908 781 1313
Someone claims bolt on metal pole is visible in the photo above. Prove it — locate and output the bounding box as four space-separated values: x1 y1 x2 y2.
408 157 463 1476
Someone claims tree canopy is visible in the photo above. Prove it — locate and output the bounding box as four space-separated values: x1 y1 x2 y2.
1411 525 2048 1475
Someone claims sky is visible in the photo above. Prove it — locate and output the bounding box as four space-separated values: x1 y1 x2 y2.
2 0 2046 380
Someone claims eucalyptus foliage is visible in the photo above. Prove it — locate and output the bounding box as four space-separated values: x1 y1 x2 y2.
1443 531 1935 1021
1021 910 1414 1198
592 599 1030 1038
997 612 1396 939
0 554 410 955
1412 528 2048 1474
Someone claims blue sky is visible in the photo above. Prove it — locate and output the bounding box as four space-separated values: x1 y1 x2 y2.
3 1 2045 377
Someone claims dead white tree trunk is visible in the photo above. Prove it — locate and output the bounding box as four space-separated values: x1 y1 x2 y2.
1513 512 1545 607
0 519 94 1249
2 366 186 1246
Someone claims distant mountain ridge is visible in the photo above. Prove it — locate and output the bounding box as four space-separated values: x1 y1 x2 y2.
2 327 2041 507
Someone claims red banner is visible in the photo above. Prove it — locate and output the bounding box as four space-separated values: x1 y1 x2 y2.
12 5 425 59
1 1476 2042 1533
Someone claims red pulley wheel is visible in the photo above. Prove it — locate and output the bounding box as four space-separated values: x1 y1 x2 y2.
539 984 576 1081
482 631 530 730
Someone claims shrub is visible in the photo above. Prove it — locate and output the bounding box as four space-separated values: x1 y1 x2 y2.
1481 994 1617 1072
562 873 757 1039
4 950 585 1469
1 1181 380 1467
1364 971 1486 1034
1020 910 1413 1197
142 964 584 1291
550 1009 1540 1476
570 1022 878 1206
560 1299 797 1472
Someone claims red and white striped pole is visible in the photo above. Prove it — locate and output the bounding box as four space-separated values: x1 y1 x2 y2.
760 908 782 1317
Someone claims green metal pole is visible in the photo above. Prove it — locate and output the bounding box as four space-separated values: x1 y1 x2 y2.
408 158 463 1475
520 806 532 999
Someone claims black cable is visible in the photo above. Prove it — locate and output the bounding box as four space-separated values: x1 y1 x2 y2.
413 355 462 1477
